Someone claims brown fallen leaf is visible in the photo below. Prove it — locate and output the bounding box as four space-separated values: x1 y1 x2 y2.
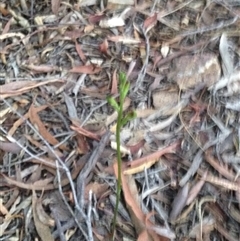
111 69 118 95
99 39 109 56
29 104 65 149
205 150 235 181
124 141 179 175
75 40 86 63
69 64 101 74
186 171 207 205
143 13 158 33
115 163 174 240
25 64 60 73
32 190 54 241
84 182 109 200
126 140 145 155
36 197 55 227
0 79 64 99
70 120 100 141
75 133 90 154
114 163 145 234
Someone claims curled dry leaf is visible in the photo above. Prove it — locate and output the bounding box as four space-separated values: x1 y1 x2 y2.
32 190 54 241
29 104 67 150
99 39 109 56
203 174 240 192
114 163 173 240
143 13 158 34
36 197 55 227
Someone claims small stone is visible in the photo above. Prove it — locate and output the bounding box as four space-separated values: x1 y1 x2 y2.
152 88 178 109
169 53 221 90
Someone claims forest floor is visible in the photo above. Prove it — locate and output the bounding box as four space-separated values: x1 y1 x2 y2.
0 0 240 240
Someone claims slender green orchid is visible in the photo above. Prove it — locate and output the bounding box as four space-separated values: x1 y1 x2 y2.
107 72 136 240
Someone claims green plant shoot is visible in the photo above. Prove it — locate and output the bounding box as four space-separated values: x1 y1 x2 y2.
107 72 136 239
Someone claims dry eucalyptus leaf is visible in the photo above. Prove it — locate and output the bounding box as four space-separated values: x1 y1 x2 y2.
32 190 54 241
36 198 55 227
169 183 189 222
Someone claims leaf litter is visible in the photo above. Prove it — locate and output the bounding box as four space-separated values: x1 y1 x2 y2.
0 0 240 240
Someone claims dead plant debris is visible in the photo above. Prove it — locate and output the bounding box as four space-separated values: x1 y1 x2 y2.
0 0 240 240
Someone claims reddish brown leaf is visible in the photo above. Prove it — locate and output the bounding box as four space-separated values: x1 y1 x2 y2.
71 120 100 141
84 182 108 200
29 104 60 147
99 39 109 55
26 64 60 73
124 141 179 175
143 13 158 33
126 140 145 155
75 40 86 63
65 29 83 39
70 64 101 74
88 14 105 24
111 69 118 95
75 134 90 154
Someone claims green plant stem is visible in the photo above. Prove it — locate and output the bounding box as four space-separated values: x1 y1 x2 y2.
111 96 124 240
